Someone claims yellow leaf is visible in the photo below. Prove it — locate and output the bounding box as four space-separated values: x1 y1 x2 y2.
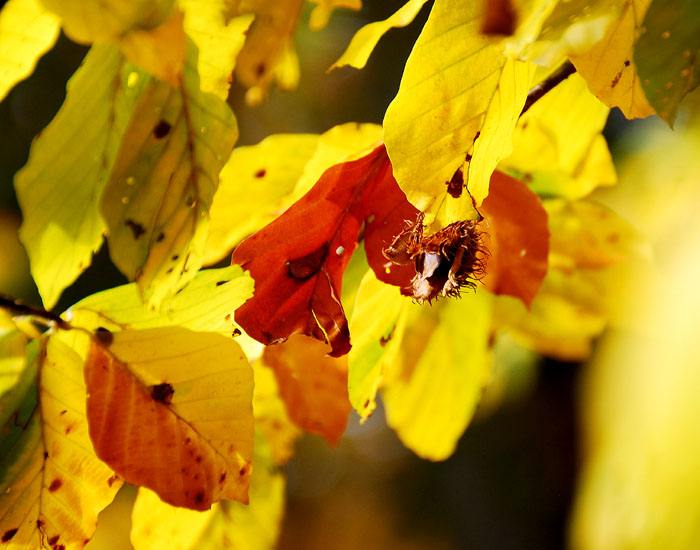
347 269 406 419
117 11 186 87
383 0 530 224
0 0 59 102
38 0 174 43
570 0 655 119
84 327 254 509
131 432 284 550
0 319 28 396
14 44 152 308
101 41 238 307
501 72 616 199
205 133 319 265
231 0 305 101
382 290 492 460
329 0 429 71
0 334 122 549
68 265 253 335
180 1 254 100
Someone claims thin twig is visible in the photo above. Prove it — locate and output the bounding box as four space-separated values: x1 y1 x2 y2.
0 294 70 330
520 60 577 116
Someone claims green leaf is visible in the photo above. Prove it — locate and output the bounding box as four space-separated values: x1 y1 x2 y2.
0 0 60 102
382 290 492 460
0 333 122 549
329 0 429 71
39 0 174 43
101 39 238 307
0 317 28 397
635 0 700 126
383 0 532 224
14 44 152 308
68 265 253 334
205 133 320 265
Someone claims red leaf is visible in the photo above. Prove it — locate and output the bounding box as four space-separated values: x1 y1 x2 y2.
480 171 550 307
232 144 406 356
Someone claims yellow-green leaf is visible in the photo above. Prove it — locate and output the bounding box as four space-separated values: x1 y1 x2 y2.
308 0 361 30
635 0 700 125
329 0 429 71
39 0 174 43
570 0 655 119
383 0 529 223
101 40 238 307
84 327 254 509
0 334 123 549
0 318 28 396
205 133 319 265
181 1 254 100
347 270 406 419
501 72 616 199
383 290 492 460
117 10 187 87
0 0 59 102
14 44 152 308
131 432 284 550
68 265 253 334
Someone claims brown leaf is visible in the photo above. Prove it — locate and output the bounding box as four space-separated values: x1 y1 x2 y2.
262 334 350 446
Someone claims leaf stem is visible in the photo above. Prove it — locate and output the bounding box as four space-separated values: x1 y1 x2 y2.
0 294 70 330
520 60 576 116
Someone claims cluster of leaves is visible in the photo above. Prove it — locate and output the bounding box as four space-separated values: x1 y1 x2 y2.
0 0 697 548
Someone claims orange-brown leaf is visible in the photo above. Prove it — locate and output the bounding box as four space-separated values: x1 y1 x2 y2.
262 334 350 446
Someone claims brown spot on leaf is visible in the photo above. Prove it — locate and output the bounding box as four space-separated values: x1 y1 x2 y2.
286 245 328 281
239 464 250 477
107 475 119 487
624 59 630 67
219 473 226 483
172 254 179 261
44 451 48 459
224 314 231 321
611 71 622 88
156 232 165 242
185 437 191 444
194 491 205 505
446 167 464 199
216 280 227 287
232 328 242 337
36 519 44 529
364 399 370 408
48 478 62 492
150 383 174 404
152 120 171 139
47 535 60 547
379 325 395 347
2 529 18 542
255 63 265 77
95 327 113 346
195 455 202 463
255 169 266 178
59 410 67 415
125 219 146 239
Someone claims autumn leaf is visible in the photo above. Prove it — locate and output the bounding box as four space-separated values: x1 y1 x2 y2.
329 0 429 71
261 334 351 446
570 0 655 119
130 432 284 550
0 0 59 102
0 333 123 549
84 327 254 510
634 0 700 126
101 40 238 307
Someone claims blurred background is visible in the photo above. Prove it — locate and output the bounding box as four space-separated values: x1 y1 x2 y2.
2 1 700 549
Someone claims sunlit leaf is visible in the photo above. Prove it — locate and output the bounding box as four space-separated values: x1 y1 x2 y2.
0 0 59 102
230 0 305 103
262 334 350 445
635 0 700 125
101 40 238 307
0 334 123 549
39 0 174 43
84 327 254 510
117 11 186 87
180 0 254 99
347 270 406 419
383 289 492 460
501 72 615 200
131 432 284 550
205 133 320 265
14 44 151 308
570 0 655 119
329 0 429 71
383 0 531 224
308 0 361 30
68 265 252 335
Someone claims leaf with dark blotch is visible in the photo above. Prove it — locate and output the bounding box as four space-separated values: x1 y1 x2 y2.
232 144 401 356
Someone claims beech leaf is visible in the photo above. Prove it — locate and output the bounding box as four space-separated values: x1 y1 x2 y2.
84 327 254 510
261 334 351 445
0 0 59 102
